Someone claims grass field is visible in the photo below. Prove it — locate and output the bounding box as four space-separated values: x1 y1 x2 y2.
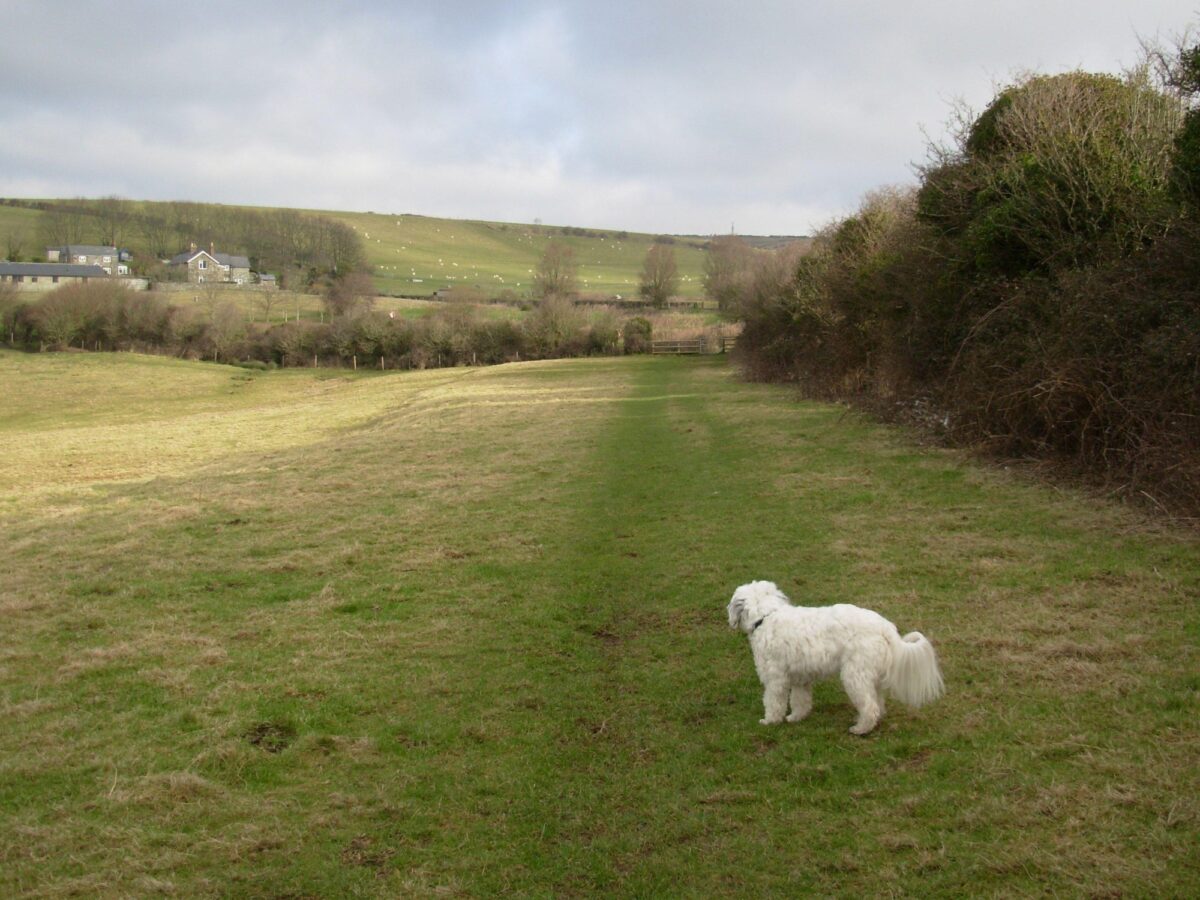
1 350 1197 896
320 211 711 298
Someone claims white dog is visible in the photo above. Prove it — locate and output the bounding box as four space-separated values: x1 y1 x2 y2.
727 581 944 735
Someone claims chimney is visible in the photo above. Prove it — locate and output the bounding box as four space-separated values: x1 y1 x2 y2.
190 241 197 253
209 242 215 256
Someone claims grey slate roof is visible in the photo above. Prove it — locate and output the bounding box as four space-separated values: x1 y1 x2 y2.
57 245 118 256
0 262 107 277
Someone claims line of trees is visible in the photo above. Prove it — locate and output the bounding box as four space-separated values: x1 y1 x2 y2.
728 38 1200 516
531 239 682 308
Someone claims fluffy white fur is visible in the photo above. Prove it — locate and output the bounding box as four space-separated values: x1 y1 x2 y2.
727 580 944 735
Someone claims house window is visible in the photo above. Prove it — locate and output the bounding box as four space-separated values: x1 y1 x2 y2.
198 259 207 270
53 276 60 283
30 276 38 283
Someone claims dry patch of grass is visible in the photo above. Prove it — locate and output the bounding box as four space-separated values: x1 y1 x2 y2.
0 350 474 508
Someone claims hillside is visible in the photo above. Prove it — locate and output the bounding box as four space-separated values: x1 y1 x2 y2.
0 202 43 261
0 200 726 298
317 210 713 298
2 350 1197 895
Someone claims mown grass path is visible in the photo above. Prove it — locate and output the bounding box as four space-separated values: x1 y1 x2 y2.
1 354 1197 896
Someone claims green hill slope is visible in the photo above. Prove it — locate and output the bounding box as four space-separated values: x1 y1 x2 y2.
321 210 712 297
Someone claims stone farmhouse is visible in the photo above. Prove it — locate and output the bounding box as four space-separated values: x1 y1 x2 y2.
0 262 107 291
45 244 130 275
168 244 252 285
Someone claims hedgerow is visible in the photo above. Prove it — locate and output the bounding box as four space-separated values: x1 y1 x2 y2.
731 51 1200 515
0 286 652 370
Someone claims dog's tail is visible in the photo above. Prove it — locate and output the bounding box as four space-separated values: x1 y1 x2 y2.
885 631 945 708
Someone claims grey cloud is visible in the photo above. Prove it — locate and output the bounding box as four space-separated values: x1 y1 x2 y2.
0 1 1191 234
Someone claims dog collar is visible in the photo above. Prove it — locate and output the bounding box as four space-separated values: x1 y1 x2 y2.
751 613 773 633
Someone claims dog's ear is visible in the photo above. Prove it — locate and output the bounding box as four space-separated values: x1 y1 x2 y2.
727 591 747 631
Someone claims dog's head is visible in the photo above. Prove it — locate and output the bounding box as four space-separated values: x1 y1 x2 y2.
727 581 791 634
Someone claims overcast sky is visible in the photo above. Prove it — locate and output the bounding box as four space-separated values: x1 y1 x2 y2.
0 1 1192 235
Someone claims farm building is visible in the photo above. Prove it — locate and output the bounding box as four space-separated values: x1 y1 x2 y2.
45 244 130 275
0 262 107 291
168 244 252 284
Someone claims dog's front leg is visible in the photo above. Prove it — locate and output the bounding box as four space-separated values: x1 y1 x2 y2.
760 680 789 725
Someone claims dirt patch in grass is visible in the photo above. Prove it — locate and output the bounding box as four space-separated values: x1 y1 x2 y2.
245 721 297 754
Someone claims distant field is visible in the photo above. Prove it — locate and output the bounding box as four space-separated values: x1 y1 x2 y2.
1 350 1196 896
317 210 711 297
160 288 444 325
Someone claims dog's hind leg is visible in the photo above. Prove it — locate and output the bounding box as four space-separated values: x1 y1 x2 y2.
842 665 882 735
760 680 789 725
786 683 813 722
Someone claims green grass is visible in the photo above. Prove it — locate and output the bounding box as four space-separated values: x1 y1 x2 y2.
174 287 444 325
1 351 1197 896
319 211 710 298
0 204 43 259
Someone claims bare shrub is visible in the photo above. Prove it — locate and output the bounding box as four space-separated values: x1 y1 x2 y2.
638 243 679 309
703 235 755 313
323 272 376 319
533 241 579 300
621 316 652 354
524 294 585 356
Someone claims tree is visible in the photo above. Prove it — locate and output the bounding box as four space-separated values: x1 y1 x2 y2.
919 71 1183 273
533 241 578 300
4 229 25 261
638 243 678 308
206 301 246 362
0 281 20 343
253 290 282 323
1156 34 1200 203
138 212 178 261
524 293 585 356
324 219 368 275
703 235 754 312
94 196 132 248
323 271 376 319
38 200 89 249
